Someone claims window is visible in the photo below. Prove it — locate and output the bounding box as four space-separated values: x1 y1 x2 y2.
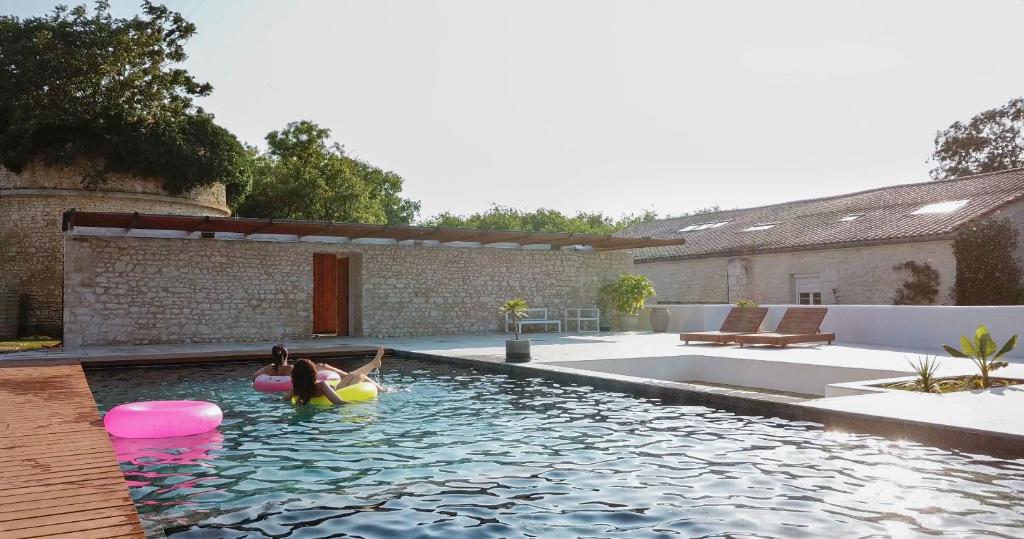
839 213 863 222
798 292 822 305
793 273 822 305
678 221 728 232
742 223 776 232
911 200 969 215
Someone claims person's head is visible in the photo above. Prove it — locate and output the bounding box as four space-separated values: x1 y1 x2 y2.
290 358 318 405
271 344 289 373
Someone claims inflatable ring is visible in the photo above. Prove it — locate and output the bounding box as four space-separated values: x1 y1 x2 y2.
294 381 379 406
104 400 222 439
253 369 341 392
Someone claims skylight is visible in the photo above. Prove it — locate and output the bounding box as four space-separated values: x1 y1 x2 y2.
678 221 728 232
839 213 863 222
911 200 969 215
742 224 776 232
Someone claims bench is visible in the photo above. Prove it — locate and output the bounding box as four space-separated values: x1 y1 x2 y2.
564 307 600 332
506 308 562 333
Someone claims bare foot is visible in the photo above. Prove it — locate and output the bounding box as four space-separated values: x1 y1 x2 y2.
369 346 384 369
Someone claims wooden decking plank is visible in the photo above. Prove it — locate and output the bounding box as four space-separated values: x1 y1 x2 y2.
0 362 144 537
0 467 126 487
5 514 142 539
0 491 135 515
0 451 119 472
0 502 142 531
0 484 132 505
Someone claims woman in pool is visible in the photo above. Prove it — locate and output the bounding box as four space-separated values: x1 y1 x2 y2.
252 345 384 383
251 344 293 381
285 347 386 405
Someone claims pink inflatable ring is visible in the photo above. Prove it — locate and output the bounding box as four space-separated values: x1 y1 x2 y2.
253 369 341 393
104 400 223 439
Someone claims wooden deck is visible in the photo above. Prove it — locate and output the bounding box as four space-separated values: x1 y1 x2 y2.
0 362 145 538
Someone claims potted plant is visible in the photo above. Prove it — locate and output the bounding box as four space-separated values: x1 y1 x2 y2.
607 273 655 331
501 298 531 362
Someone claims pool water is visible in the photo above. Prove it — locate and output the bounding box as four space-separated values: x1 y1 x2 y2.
87 358 1024 538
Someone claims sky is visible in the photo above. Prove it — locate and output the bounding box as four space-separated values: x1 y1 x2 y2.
3 0 1024 220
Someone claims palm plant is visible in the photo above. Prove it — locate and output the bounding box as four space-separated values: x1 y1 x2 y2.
500 299 530 340
906 355 942 393
942 325 1018 388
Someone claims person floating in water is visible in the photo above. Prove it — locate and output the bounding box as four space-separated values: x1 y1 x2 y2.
251 344 294 381
286 346 386 405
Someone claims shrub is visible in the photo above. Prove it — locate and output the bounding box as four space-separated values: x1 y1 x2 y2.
906 355 942 393
735 299 759 308
952 218 1023 305
942 325 1018 388
891 261 940 305
606 274 656 315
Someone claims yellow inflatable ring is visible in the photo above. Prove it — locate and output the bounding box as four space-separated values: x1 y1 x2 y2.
294 381 379 406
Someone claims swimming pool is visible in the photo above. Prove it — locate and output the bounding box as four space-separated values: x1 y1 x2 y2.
87 358 1024 538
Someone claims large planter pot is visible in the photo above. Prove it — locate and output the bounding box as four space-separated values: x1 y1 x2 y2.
505 339 531 363
618 313 641 331
649 307 671 333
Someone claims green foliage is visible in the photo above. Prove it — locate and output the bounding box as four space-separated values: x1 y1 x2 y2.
605 274 655 315
930 97 1024 179
500 298 530 340
906 355 942 393
735 299 759 308
952 218 1023 305
942 325 1017 388
235 121 420 224
420 205 659 234
891 261 940 305
0 1 250 196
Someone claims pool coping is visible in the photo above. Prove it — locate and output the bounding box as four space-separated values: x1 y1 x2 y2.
395 350 1024 459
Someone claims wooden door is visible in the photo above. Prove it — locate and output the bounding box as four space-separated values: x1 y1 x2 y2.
313 254 338 334
336 257 350 336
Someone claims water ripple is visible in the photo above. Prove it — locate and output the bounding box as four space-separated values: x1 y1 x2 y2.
86 359 1024 538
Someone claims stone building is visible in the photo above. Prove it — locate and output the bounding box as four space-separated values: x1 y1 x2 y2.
0 163 229 336
619 168 1024 306
60 212 679 346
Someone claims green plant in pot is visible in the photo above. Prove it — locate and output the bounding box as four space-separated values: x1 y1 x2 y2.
501 298 531 362
607 274 655 331
942 325 1017 388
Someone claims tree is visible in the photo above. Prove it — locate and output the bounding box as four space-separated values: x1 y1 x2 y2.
891 261 939 305
952 218 1023 305
930 97 1024 179
420 205 659 234
235 121 420 224
0 1 250 196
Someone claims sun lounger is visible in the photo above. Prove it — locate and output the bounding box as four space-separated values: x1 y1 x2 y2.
680 307 768 344
734 307 834 347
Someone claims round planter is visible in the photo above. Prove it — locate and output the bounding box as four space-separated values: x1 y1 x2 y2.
649 307 671 333
618 313 641 331
505 339 531 363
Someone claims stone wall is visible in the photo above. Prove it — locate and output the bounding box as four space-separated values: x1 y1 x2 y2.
63 235 633 346
636 240 957 305
0 163 229 336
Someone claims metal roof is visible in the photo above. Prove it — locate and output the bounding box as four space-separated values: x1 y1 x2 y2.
62 210 686 252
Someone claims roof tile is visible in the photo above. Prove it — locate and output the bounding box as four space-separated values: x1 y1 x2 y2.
619 168 1024 261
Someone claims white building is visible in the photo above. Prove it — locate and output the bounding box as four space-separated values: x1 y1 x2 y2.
620 168 1024 305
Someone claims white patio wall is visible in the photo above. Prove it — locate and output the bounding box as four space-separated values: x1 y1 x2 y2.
642 304 1024 359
